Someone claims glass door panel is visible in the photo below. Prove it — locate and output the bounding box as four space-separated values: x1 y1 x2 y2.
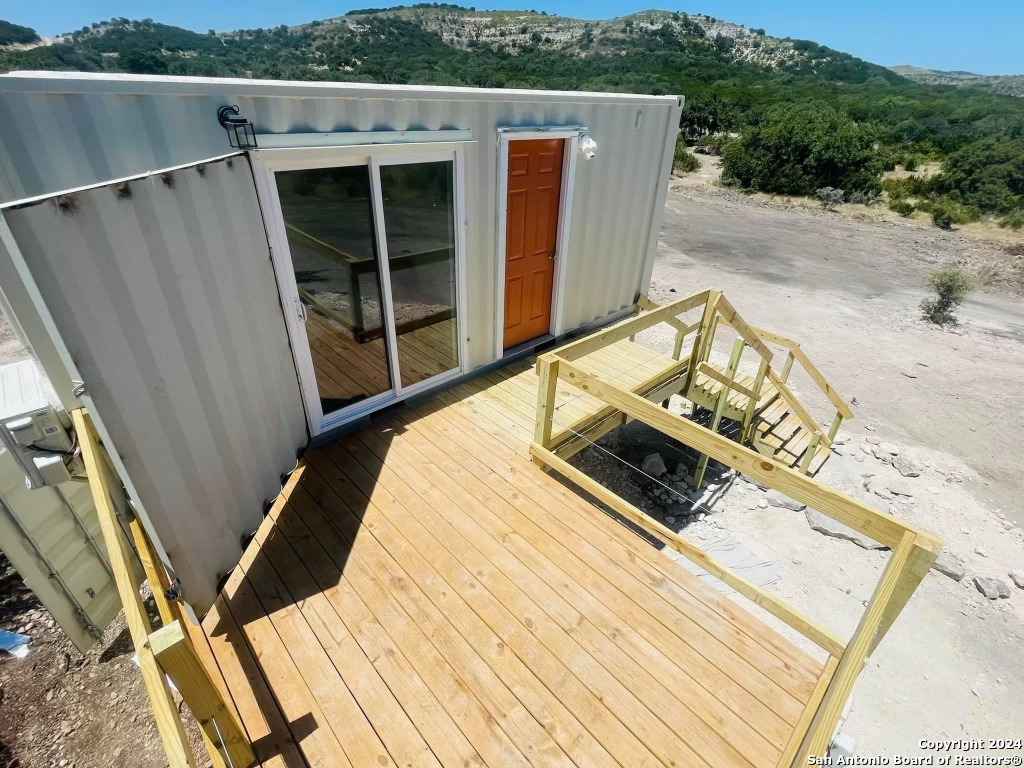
275 166 394 416
377 161 459 389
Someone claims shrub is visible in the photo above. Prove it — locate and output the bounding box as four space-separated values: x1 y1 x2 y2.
695 133 733 156
902 154 919 172
920 197 980 229
816 187 844 210
920 268 976 325
721 104 881 196
847 190 881 206
889 198 914 217
931 205 953 230
673 140 701 173
999 209 1024 230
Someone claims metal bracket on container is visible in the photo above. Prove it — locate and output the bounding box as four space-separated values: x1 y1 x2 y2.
71 380 86 398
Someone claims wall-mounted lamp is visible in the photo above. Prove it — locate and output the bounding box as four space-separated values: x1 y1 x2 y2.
579 133 598 160
217 105 258 150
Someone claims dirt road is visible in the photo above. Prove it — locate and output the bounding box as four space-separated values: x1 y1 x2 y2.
658 184 1024 524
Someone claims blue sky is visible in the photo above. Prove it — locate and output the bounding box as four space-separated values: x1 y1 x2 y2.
8 0 1022 75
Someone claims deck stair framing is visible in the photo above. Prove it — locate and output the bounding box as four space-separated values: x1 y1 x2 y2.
637 295 854 476
533 288 942 766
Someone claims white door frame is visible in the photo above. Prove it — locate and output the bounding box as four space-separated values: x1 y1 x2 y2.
494 127 582 360
251 142 469 436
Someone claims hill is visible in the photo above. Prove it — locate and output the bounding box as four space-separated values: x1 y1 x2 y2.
891 65 1024 98
1 8 1022 225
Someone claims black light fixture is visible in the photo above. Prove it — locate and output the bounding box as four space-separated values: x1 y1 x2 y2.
217 105 257 150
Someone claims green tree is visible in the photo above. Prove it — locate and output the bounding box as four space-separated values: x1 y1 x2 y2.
939 137 1024 214
722 104 881 195
0 20 40 45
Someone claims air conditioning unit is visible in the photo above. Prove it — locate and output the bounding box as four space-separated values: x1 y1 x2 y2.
0 359 81 489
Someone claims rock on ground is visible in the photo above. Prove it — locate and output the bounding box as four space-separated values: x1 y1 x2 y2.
1009 570 1024 589
641 453 667 476
894 455 922 477
887 480 914 497
973 576 1011 600
766 489 805 511
805 508 886 549
932 553 965 582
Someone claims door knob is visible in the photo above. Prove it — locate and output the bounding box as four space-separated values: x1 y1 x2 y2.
548 251 557 260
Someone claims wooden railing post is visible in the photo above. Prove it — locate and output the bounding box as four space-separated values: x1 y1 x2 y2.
694 337 745 488
683 290 721 399
793 532 922 766
72 410 198 768
150 621 255 768
799 431 822 475
533 355 561 464
828 412 843 442
671 326 685 361
781 349 796 383
130 520 247 768
742 356 769 444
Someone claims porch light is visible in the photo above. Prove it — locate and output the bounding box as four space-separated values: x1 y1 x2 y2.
217 105 258 150
579 133 598 160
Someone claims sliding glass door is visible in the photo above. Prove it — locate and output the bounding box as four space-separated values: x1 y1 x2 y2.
262 149 463 433
276 165 393 415
376 159 460 389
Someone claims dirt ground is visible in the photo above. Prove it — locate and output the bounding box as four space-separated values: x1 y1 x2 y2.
0 555 207 768
566 175 1024 759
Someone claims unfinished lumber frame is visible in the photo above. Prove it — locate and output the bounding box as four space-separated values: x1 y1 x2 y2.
530 295 941 767
73 410 254 768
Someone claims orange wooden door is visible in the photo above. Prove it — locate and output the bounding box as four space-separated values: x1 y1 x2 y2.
503 138 564 349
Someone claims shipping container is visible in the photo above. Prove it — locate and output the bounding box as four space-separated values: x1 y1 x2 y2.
0 71 681 616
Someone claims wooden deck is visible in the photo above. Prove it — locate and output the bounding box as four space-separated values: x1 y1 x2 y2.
200 344 826 768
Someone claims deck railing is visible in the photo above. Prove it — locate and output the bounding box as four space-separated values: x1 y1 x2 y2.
74 410 253 768
531 289 941 768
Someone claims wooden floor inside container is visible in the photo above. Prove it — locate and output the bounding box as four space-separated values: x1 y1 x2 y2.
201 350 824 768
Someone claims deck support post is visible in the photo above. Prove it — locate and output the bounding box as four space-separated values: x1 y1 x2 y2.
72 410 198 768
694 337 744 488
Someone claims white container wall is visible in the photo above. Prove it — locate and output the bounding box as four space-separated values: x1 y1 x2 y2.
3 158 308 611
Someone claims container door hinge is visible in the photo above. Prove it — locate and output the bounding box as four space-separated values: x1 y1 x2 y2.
294 297 307 323
71 381 86 398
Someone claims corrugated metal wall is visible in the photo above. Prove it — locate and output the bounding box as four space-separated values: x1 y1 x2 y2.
2 157 308 611
0 74 682 370
0 445 126 652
